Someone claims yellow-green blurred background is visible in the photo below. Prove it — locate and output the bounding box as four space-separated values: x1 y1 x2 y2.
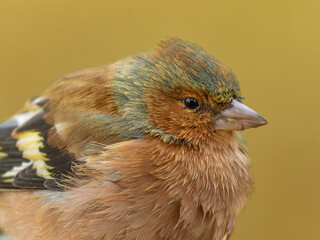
0 1 319 239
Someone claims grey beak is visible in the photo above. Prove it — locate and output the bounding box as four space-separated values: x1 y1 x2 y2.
214 100 268 131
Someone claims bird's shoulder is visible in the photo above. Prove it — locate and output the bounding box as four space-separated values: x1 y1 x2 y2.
0 65 144 190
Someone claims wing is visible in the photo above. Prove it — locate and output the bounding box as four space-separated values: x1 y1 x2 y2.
0 66 145 190
0 97 76 190
0 97 144 190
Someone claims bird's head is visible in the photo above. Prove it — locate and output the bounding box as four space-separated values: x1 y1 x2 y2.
112 39 267 144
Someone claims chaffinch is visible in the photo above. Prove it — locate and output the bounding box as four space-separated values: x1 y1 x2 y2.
0 39 267 240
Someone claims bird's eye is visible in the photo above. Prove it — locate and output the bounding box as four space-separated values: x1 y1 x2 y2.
183 97 200 110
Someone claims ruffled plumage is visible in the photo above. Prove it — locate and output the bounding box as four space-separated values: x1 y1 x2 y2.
0 39 266 240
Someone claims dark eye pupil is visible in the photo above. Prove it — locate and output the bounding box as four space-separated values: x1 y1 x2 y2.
183 97 199 110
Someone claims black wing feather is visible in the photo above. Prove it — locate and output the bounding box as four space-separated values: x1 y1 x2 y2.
0 98 77 190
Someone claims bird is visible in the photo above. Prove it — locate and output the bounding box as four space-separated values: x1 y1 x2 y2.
0 38 267 240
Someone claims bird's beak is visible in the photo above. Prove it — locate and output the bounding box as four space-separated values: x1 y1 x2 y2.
214 100 268 131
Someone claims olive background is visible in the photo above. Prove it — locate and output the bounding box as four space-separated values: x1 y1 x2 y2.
0 1 319 239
